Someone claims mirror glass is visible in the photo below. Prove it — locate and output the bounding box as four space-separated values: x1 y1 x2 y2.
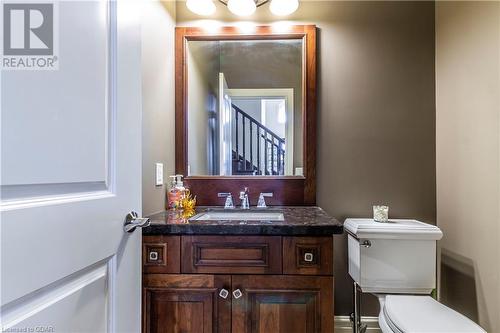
187 39 304 176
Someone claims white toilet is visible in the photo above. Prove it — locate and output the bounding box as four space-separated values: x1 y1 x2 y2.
345 218 486 333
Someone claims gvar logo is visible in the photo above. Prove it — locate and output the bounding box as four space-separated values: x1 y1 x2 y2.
2 2 58 70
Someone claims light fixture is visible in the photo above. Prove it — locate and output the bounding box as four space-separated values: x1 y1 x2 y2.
235 21 257 33
186 0 299 17
269 0 299 16
186 0 216 16
227 0 256 16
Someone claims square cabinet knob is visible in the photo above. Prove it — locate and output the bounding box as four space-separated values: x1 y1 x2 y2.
149 251 159 261
232 289 243 299
219 289 229 299
304 252 314 262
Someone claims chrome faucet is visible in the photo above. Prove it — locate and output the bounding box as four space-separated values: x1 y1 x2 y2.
239 187 250 209
257 192 273 208
218 192 234 209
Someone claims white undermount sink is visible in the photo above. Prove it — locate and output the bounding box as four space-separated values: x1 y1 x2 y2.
189 211 285 221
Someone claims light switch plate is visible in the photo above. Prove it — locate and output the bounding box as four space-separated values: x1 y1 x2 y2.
155 163 163 186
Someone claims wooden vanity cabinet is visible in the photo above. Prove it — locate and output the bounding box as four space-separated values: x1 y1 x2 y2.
143 274 231 333
143 235 334 333
231 275 333 333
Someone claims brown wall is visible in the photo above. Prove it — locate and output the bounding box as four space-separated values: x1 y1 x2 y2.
176 1 436 316
314 2 436 315
436 2 500 331
142 1 176 215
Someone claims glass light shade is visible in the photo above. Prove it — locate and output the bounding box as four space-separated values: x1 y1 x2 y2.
227 0 256 16
186 0 216 16
269 0 299 16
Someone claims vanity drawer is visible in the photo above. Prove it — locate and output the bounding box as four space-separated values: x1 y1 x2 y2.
283 236 333 275
143 235 181 274
181 235 282 274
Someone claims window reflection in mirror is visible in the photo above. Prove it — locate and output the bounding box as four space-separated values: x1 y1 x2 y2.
187 39 303 176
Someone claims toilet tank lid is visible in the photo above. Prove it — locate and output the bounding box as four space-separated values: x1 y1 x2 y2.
344 218 443 240
384 295 486 333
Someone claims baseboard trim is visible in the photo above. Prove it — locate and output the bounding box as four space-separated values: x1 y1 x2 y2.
334 316 381 333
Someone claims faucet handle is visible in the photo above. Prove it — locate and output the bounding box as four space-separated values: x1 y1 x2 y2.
239 187 249 199
218 192 234 209
257 192 273 208
239 187 250 209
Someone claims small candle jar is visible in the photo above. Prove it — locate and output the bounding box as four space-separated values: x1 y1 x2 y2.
373 205 389 223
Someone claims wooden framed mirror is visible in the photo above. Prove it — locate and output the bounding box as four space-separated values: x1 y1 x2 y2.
175 25 317 205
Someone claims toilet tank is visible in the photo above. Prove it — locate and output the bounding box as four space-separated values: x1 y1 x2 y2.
345 218 443 294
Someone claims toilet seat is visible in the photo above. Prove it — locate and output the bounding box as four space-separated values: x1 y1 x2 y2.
380 295 486 333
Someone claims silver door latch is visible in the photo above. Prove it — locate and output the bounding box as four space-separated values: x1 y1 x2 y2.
124 211 150 233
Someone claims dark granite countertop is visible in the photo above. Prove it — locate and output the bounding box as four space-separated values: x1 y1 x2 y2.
143 206 343 236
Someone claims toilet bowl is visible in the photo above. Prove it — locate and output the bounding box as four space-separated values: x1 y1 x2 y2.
377 294 485 333
345 218 486 333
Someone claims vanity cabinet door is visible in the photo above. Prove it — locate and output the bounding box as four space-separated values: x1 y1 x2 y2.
143 274 231 333
231 275 334 333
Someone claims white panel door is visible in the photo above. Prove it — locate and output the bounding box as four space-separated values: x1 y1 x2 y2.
1 1 142 332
